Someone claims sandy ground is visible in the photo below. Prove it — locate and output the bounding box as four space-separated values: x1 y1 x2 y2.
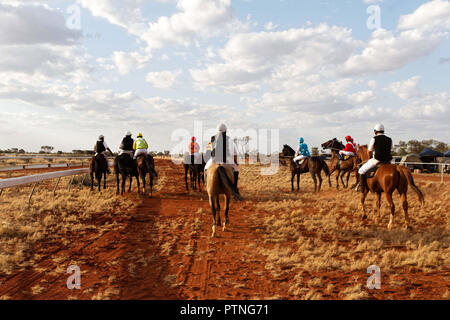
0 159 448 300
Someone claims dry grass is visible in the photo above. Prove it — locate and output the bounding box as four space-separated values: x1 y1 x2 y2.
0 175 135 275
239 163 449 299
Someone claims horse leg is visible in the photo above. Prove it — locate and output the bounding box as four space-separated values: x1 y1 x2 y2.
128 175 133 192
328 171 332 188
210 196 217 238
317 173 323 192
297 173 300 191
216 196 221 227
116 173 120 195
185 166 189 192
401 192 411 230
121 174 126 195
198 169 202 192
310 172 317 193
103 171 107 190
340 171 346 189
291 172 295 192
361 190 369 220
336 171 340 189
136 173 141 195
141 172 146 194
97 173 101 192
90 172 94 191
350 170 358 189
223 194 230 232
345 171 351 188
149 173 153 198
376 193 382 223
386 192 396 230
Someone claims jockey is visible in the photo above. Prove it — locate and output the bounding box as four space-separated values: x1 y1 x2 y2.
293 137 311 166
356 124 393 193
204 123 240 192
94 135 113 173
119 131 134 157
188 136 200 164
339 136 357 159
133 133 149 160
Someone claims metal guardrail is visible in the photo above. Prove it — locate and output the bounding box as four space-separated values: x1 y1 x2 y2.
0 168 90 206
0 163 87 172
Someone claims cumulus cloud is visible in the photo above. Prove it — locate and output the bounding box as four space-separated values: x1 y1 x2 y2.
388 76 421 100
145 70 182 89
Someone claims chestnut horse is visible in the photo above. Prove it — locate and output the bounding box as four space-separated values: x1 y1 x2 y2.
206 163 242 238
357 145 424 230
281 145 330 192
322 138 359 189
136 154 158 197
89 154 108 192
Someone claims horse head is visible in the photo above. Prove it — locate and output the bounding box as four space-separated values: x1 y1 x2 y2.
282 145 295 157
357 145 371 162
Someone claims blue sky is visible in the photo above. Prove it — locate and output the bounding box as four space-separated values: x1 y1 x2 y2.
0 0 448 153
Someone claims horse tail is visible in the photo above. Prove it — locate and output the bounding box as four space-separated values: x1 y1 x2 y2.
318 157 330 176
400 167 425 205
144 156 158 177
217 166 243 201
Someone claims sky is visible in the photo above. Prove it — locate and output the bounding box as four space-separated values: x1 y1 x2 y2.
0 0 449 153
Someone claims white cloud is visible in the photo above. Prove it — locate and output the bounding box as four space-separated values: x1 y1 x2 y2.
388 76 421 100
112 50 151 75
145 70 182 89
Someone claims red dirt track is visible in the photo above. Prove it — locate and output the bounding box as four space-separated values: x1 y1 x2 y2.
0 159 448 300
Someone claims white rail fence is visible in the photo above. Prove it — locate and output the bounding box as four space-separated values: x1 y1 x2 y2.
0 168 89 206
0 163 88 173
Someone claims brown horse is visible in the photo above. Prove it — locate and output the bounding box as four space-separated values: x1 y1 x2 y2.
281 145 330 192
206 163 242 238
89 154 108 192
357 145 424 230
136 154 158 197
322 138 359 189
184 154 205 192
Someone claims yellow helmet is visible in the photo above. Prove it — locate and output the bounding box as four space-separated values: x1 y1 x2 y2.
137 133 143 138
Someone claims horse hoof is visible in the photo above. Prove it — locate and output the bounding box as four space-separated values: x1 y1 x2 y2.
362 215 368 220
222 224 226 232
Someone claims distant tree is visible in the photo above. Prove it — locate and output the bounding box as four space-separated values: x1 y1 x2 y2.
393 140 448 156
18 149 25 154
40 146 54 153
234 136 251 156
57 151 63 154
164 150 170 156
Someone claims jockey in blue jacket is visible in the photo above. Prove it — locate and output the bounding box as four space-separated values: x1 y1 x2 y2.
294 137 310 166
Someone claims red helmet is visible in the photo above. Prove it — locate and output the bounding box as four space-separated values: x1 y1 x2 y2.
345 136 353 141
191 136 196 142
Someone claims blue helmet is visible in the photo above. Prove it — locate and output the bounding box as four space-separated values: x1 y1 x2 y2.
299 137 304 143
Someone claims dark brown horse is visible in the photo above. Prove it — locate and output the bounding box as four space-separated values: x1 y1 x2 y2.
89 154 108 192
136 154 158 197
114 154 140 195
282 145 330 192
322 138 359 189
357 145 424 230
184 154 205 192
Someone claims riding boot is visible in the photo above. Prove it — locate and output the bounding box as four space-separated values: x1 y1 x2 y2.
234 171 240 194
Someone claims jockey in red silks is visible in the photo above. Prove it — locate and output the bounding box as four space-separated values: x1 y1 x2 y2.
339 136 357 159
189 137 200 164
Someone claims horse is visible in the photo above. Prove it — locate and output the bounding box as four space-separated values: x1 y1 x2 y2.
136 154 158 197
357 145 424 230
89 154 109 192
114 154 140 195
321 138 359 189
184 154 205 192
281 145 330 192
206 163 243 238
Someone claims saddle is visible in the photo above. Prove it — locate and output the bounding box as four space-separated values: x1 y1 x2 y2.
365 162 390 178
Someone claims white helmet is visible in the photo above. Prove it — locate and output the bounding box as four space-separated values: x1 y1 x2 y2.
125 131 132 136
98 135 104 140
374 124 385 132
217 123 227 133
